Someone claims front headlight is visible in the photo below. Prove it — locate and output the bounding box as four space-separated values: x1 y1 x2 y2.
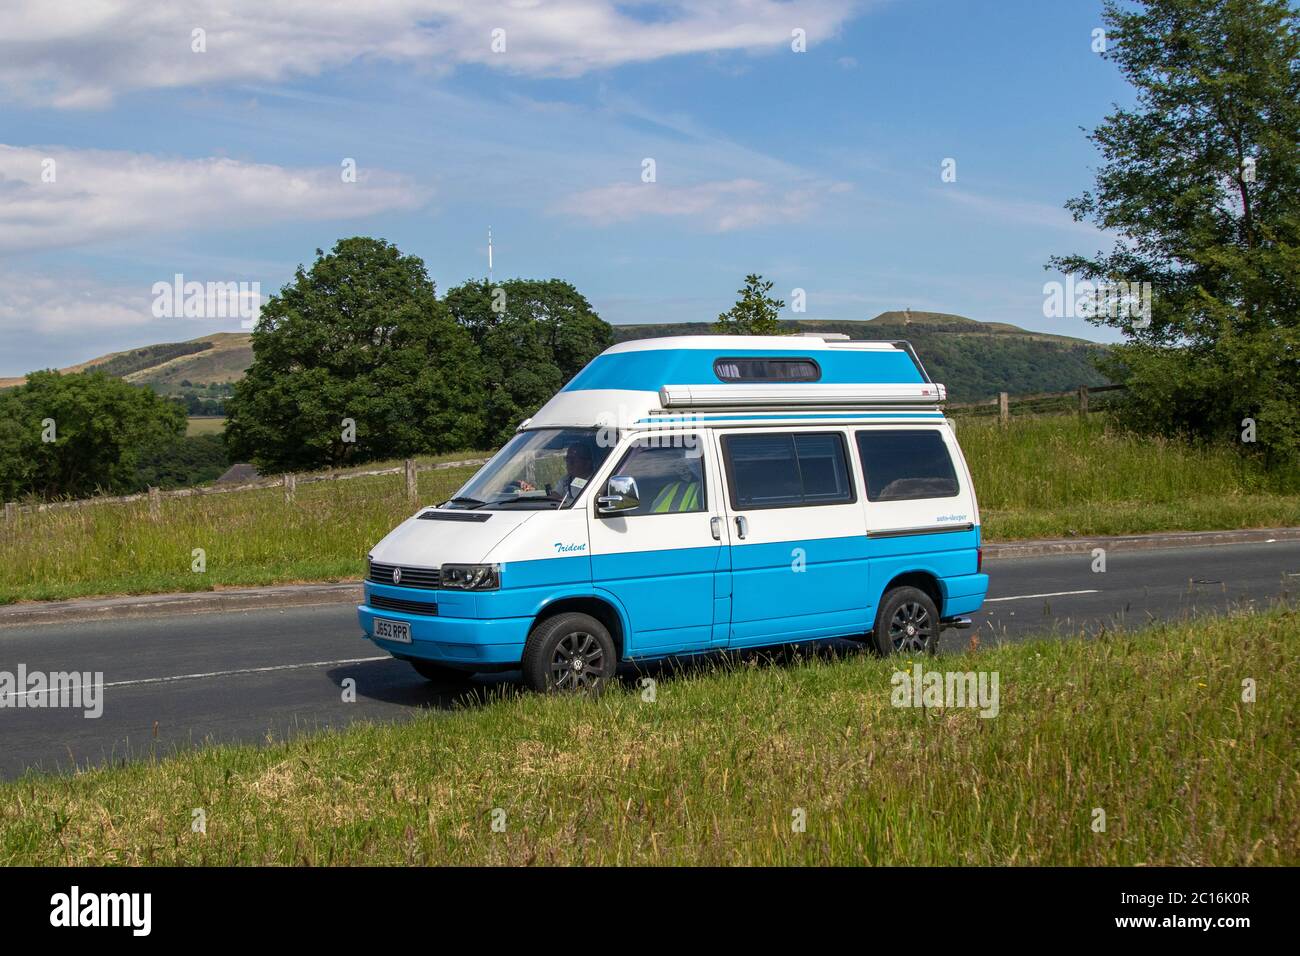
440 563 501 590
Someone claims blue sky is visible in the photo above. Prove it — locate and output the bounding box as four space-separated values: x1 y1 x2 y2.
0 0 1133 377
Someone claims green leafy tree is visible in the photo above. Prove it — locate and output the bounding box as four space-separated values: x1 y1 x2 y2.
225 237 485 471
0 370 185 500
1050 0 1300 466
714 274 787 335
444 278 614 446
135 433 231 490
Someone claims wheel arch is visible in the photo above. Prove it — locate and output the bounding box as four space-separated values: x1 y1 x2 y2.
880 569 945 616
530 593 629 660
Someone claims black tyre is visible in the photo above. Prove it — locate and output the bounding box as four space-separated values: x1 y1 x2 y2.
522 612 617 693
409 659 473 682
870 586 940 656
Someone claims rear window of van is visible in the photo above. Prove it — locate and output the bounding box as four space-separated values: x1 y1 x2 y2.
855 429 960 501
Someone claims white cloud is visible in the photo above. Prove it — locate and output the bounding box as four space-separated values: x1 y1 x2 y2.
0 145 425 253
0 270 148 335
1 0 861 108
556 178 851 232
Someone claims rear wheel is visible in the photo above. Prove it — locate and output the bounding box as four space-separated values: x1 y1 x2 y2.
409 659 473 682
870 586 940 656
521 612 617 693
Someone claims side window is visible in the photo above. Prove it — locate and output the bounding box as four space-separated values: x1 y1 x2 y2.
714 357 820 382
604 437 706 516
722 432 854 509
855 429 960 501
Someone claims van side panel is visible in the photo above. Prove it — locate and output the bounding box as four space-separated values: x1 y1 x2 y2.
480 554 594 618
864 526 985 616
728 535 872 645
590 545 721 654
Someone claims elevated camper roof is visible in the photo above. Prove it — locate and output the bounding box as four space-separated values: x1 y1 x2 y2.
527 335 948 431
562 335 932 392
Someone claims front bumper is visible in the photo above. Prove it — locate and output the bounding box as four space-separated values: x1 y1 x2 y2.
358 581 529 667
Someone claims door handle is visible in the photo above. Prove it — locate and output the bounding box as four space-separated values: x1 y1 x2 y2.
734 516 748 539
710 516 722 541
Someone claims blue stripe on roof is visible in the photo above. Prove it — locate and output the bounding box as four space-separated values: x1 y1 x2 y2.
634 413 947 423
562 347 924 392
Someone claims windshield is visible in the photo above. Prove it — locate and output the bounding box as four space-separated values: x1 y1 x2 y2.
445 428 614 510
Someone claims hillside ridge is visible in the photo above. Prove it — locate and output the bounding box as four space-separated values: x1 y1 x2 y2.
2 313 1107 403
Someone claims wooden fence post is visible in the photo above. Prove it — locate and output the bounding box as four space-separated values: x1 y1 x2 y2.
405 459 418 506
148 486 161 521
998 392 1009 425
4 501 15 527
1078 386 1089 417
283 473 296 502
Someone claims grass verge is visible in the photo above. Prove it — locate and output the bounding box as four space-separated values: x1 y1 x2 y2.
2 605 1295 865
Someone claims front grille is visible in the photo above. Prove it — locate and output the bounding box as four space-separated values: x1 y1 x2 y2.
368 561 440 589
370 594 439 616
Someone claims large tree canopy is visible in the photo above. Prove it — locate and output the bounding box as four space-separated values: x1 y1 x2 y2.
1050 0 1300 465
444 278 613 447
0 370 185 499
225 237 486 471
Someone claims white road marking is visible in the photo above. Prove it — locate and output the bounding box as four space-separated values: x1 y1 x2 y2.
0 657 392 700
2 655 387 707
985 589 1099 603
98 656 390 690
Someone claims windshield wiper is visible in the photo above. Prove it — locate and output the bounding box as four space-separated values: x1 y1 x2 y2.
486 495 561 509
441 496 487 510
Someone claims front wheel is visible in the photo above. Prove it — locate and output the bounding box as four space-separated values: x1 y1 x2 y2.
521 612 617 693
870 586 940 656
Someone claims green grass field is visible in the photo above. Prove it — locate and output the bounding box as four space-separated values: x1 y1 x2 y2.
184 416 226 436
1 606 1294 865
1 417 1297 604
0 454 490 603
957 416 1300 539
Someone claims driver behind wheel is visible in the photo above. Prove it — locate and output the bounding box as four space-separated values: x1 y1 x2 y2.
515 443 594 500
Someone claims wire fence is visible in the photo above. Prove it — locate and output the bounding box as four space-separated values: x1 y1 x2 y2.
947 383 1126 421
3 382 1127 523
3 456 491 524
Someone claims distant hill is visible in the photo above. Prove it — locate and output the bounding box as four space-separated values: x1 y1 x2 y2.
0 333 253 394
613 313 1109 402
1 312 1108 405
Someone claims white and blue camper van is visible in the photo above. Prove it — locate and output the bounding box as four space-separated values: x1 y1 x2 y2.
359 335 988 691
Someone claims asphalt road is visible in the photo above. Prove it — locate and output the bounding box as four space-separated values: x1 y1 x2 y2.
1 541 1296 779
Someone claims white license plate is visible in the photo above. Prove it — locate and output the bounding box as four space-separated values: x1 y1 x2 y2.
373 618 411 644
